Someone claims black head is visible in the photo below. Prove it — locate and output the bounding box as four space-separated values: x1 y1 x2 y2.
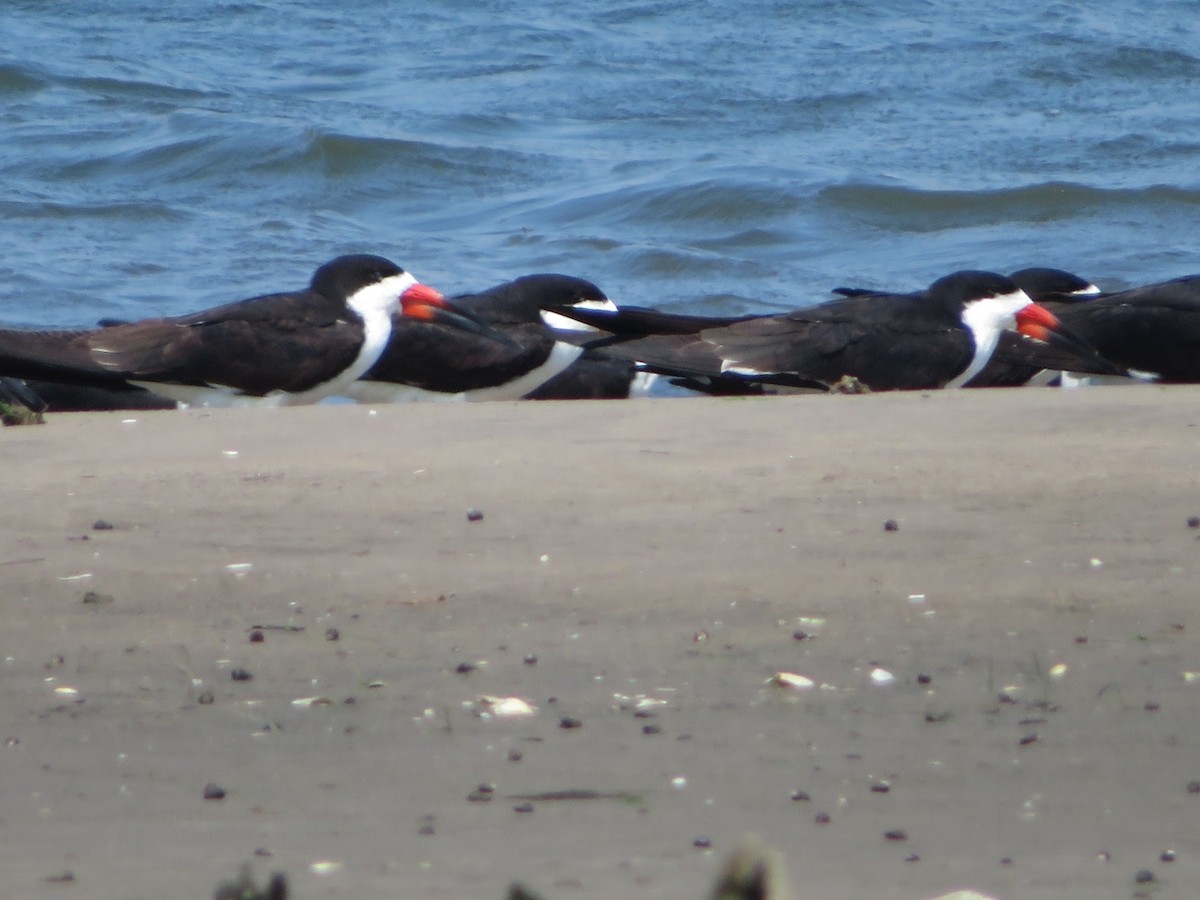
459 274 610 326
1009 267 1100 303
311 255 407 302
509 273 609 308
927 270 1026 312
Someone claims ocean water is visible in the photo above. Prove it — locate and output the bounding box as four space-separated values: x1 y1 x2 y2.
4 0 1200 328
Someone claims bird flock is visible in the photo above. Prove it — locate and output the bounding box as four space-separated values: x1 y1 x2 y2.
0 255 1195 417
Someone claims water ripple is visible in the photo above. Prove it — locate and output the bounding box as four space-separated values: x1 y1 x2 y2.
818 181 1200 232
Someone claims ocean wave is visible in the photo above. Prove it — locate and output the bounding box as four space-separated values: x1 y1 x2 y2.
56 73 218 104
0 198 187 223
295 129 558 193
817 181 1200 232
531 177 804 229
0 62 47 95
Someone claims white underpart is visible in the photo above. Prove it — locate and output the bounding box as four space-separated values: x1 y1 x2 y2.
141 271 415 408
539 298 619 333
544 300 662 397
1073 284 1102 297
342 340 585 404
627 371 660 397
1056 368 1159 389
720 360 773 375
945 289 1034 389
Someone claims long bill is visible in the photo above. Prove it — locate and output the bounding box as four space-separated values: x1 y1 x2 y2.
1015 303 1127 377
399 284 518 347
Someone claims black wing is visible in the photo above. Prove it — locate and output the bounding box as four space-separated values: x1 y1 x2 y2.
86 291 363 395
698 293 972 391
1057 278 1200 381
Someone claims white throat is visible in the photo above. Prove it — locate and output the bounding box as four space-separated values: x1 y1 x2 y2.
540 298 619 333
945 289 1033 388
336 273 420 393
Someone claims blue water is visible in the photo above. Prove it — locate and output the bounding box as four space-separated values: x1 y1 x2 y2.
4 1 1200 328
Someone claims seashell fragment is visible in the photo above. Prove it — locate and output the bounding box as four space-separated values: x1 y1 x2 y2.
476 696 537 719
870 667 896 685
292 696 334 708
771 672 815 691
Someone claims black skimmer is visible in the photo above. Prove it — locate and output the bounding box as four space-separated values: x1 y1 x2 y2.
553 270 1111 392
346 273 656 402
0 255 491 407
1042 274 1200 383
965 267 1200 387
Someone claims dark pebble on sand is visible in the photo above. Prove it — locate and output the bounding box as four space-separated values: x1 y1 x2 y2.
230 668 253 682
1134 869 1156 884
1188 516 1200 528
642 724 662 735
92 519 114 531
814 812 831 824
197 690 215 705
883 519 899 532
82 590 114 605
1018 733 1039 746
467 784 495 803
1000 857 1014 866
523 654 537 666
418 815 436 836
455 662 477 675
884 830 907 841
514 802 535 814
870 783 891 794
253 848 273 857
325 628 340 642
693 837 712 849
790 790 811 802
792 629 810 641
467 508 484 522
1145 701 1160 712
1187 781 1200 794
249 629 264 643
917 673 931 685
1161 850 1176 863
43 871 75 883
559 716 583 730
507 750 523 762
203 783 226 800
904 854 920 863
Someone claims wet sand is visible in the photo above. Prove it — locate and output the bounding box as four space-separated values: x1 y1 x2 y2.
3 387 1199 899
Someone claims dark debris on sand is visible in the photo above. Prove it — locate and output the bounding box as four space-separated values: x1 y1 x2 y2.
213 866 288 900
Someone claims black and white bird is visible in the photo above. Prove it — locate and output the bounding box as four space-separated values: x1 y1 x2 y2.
345 273 655 402
0 254 492 408
1034 271 1200 383
552 270 1113 392
967 266 1200 386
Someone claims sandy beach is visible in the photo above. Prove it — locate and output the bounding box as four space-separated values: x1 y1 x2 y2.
3 387 1199 899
